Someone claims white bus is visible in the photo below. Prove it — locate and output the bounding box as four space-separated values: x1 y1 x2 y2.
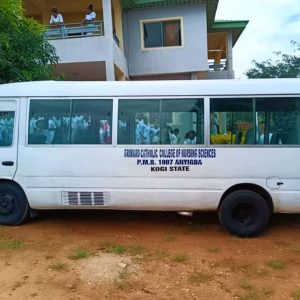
0 79 299 237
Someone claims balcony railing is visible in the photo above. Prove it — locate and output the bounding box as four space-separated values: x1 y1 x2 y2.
208 59 227 72
46 21 104 40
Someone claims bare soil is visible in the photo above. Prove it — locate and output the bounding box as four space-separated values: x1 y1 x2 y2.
0 211 300 300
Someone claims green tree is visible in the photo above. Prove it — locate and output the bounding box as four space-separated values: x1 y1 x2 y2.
246 41 300 79
0 0 59 83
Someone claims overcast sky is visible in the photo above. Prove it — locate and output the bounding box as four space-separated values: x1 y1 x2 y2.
215 0 300 78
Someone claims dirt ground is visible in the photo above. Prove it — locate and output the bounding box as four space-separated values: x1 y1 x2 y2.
0 210 300 300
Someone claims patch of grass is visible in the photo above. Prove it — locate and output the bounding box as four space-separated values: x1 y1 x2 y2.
292 289 300 300
127 245 146 256
100 241 126 255
188 271 213 284
111 245 126 254
100 241 146 257
48 263 67 271
69 249 92 260
265 259 286 270
0 240 24 250
172 254 188 263
240 279 254 291
239 291 259 300
239 285 273 300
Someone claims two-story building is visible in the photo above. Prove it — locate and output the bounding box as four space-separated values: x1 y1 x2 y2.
23 0 248 81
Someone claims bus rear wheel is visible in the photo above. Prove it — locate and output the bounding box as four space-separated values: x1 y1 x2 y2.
0 183 29 225
218 190 271 237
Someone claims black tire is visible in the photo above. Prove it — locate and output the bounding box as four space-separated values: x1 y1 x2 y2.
0 183 29 225
218 190 271 237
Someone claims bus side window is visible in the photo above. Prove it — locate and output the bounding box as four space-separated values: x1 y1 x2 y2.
0 112 15 146
210 98 254 145
71 99 112 145
118 99 160 145
256 97 300 145
28 100 71 145
28 99 113 145
117 98 204 145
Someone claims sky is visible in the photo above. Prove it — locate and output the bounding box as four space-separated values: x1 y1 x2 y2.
215 0 300 78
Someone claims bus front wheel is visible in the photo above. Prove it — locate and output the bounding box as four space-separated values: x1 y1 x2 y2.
0 183 29 225
218 190 270 237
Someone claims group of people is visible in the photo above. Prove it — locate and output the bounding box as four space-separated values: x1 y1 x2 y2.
0 113 14 146
29 113 111 145
133 114 197 145
50 4 96 26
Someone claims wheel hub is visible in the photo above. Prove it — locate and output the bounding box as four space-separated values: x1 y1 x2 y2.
0 193 16 216
232 203 256 226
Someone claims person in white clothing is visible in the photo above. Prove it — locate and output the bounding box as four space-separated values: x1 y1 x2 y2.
83 4 96 24
49 7 64 25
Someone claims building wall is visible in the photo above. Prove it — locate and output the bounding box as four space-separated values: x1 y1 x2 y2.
123 4 208 77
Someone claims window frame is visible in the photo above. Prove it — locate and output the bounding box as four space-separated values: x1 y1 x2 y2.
26 97 114 147
140 17 184 51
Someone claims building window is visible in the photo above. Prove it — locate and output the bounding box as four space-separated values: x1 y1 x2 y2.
142 18 182 49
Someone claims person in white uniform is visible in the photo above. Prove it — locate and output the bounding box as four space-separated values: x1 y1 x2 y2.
83 4 96 24
49 7 64 26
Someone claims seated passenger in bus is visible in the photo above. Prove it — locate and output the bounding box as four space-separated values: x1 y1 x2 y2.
257 121 272 144
139 115 151 144
170 128 180 144
135 114 143 144
3 113 14 145
184 130 196 144
150 119 160 144
210 112 219 135
45 116 57 144
99 120 111 144
71 114 84 143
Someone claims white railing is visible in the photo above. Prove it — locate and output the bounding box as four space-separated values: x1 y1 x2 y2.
46 21 104 40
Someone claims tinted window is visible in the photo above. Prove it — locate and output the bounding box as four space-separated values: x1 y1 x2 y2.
210 97 300 145
118 98 204 145
28 99 112 145
256 98 300 145
210 98 254 145
0 111 15 146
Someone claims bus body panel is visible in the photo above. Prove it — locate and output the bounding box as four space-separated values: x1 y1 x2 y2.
13 146 300 212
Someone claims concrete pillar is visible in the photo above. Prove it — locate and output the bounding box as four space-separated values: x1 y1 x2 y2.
227 31 234 79
102 0 115 80
103 0 113 39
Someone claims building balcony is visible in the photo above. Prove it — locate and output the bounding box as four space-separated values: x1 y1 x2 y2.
23 0 128 81
46 21 104 40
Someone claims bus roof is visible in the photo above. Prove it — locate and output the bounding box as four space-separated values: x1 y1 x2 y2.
0 79 300 98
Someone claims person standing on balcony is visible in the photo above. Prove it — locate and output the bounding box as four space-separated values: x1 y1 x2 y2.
83 4 96 24
49 7 64 26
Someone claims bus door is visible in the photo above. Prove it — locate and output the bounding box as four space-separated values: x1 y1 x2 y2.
0 100 19 179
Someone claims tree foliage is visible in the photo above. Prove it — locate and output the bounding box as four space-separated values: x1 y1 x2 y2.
0 0 59 83
246 41 300 79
